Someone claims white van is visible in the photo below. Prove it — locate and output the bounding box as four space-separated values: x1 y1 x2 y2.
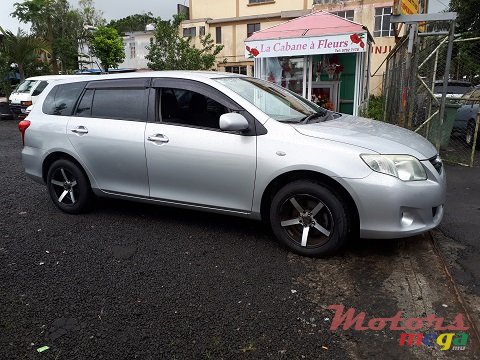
9 75 80 118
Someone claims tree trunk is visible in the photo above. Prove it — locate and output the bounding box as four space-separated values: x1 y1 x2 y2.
47 16 59 74
18 63 25 82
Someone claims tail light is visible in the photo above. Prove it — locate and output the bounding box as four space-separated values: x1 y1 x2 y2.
18 120 31 146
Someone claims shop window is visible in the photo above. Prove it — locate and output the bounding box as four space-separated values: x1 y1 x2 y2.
330 10 354 21
247 23 260 38
374 7 394 37
225 66 247 75
183 27 196 38
199 26 205 36
216 27 222 44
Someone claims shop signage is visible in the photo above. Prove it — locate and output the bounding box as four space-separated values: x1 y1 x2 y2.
393 0 419 15
245 33 367 59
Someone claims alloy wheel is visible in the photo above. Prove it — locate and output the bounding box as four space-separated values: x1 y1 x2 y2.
50 167 79 205
279 194 334 248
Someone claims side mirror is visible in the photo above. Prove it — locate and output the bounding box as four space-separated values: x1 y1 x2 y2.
219 113 249 132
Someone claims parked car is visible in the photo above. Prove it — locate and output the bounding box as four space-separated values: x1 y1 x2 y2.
433 80 472 101
453 87 480 147
9 75 80 119
18 72 446 257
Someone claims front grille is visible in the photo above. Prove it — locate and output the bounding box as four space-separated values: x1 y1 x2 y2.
429 155 443 175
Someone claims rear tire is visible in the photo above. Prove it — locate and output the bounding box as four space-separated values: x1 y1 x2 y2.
269 180 350 257
46 159 94 214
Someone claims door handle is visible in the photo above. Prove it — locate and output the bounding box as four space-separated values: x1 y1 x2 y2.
147 134 169 143
71 126 88 135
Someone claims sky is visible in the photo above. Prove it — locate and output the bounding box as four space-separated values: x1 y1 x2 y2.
0 0 181 32
0 0 449 33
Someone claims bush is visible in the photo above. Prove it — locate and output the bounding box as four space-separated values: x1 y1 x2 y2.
361 95 384 121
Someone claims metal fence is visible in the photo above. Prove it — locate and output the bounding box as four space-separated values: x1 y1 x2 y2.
383 34 480 167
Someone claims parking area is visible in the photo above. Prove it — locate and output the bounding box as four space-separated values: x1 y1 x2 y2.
0 119 478 359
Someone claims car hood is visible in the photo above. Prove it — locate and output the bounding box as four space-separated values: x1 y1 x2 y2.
291 114 437 160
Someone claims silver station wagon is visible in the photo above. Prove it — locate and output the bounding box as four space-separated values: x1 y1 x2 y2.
19 72 446 257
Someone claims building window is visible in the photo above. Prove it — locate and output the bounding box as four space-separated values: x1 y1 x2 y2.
247 23 260 38
374 7 394 37
199 26 205 36
129 42 136 59
216 27 222 44
183 27 196 38
225 66 247 75
330 10 354 21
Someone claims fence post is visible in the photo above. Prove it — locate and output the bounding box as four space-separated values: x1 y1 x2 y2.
469 112 480 167
436 20 456 150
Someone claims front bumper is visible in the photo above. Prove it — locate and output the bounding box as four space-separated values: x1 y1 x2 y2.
342 159 446 239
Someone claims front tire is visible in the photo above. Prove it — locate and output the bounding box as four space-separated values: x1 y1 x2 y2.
46 159 94 214
269 180 350 257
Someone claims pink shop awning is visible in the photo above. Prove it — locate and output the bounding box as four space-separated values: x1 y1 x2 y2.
245 11 372 58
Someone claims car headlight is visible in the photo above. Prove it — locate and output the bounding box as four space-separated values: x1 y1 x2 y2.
360 154 427 181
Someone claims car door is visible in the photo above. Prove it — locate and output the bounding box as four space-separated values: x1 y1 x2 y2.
67 78 150 197
144 79 257 212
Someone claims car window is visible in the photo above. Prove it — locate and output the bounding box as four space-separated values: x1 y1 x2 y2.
159 88 228 129
16 80 38 94
91 89 146 121
75 89 94 117
32 81 48 96
216 77 317 122
42 82 86 116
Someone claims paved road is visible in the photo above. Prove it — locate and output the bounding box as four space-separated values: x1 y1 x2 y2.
0 120 477 359
433 164 480 333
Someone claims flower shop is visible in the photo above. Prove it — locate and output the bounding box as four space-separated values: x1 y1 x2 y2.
245 11 373 115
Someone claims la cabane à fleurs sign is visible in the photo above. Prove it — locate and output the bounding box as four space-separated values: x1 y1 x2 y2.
245 33 367 59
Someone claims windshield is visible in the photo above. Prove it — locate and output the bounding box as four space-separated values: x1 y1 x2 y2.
16 80 39 94
216 77 322 122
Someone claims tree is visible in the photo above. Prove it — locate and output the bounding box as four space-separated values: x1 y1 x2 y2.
0 27 50 81
78 0 105 29
450 0 480 35
89 26 125 72
146 15 224 71
108 12 156 35
12 0 105 74
12 0 58 73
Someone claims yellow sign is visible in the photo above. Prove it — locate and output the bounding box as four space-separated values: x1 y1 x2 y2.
394 0 420 15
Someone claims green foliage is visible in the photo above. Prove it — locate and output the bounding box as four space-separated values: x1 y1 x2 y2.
12 0 105 74
146 15 224 71
89 26 125 72
361 95 385 121
450 0 480 36
109 12 156 35
0 26 50 81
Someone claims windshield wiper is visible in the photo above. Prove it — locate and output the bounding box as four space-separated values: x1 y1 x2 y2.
301 110 329 124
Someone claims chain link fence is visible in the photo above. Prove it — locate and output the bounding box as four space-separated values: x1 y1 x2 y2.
383 33 480 167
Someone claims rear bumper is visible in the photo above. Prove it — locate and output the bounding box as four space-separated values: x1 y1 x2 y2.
22 146 45 185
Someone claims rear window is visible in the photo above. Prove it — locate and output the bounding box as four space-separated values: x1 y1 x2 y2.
42 82 86 116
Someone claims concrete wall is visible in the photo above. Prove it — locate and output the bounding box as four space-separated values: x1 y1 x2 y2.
119 32 154 70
